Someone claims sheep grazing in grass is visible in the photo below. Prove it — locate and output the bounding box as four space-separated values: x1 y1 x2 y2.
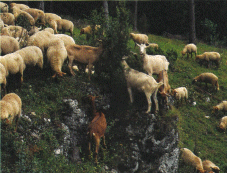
130 33 149 48
0 13 15 26
122 56 163 113
12 6 35 26
80 25 101 40
195 52 221 68
55 34 75 48
47 37 68 78
148 43 159 49
0 93 22 132
0 63 7 96
202 160 220 173
44 13 61 24
181 43 197 58
87 95 107 163
0 2 9 13
171 87 188 105
49 19 74 36
192 72 219 91
0 53 25 84
218 116 227 131
0 36 20 55
22 8 45 26
15 46 43 70
180 148 206 173
66 40 104 80
9 3 29 12
213 101 227 114
136 43 169 76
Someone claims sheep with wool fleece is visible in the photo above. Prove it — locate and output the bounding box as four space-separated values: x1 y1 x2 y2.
12 6 35 26
0 18 4 30
47 37 68 78
0 63 7 95
15 46 43 69
0 93 22 132
0 36 20 55
0 13 15 26
172 87 188 104
66 40 104 80
195 52 221 68
122 56 163 113
213 101 227 114
181 43 197 58
49 18 74 36
202 160 220 173
55 34 75 48
136 43 169 75
0 2 8 13
0 53 25 83
218 116 227 131
28 27 54 36
22 8 45 26
45 13 61 23
180 148 206 173
130 33 149 48
192 72 219 91
148 43 159 49
9 3 29 12
43 27 54 34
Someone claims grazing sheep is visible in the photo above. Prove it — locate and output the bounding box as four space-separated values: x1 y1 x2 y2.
43 27 54 34
55 34 75 48
0 2 8 13
172 87 188 104
195 52 221 68
66 41 104 80
87 95 107 163
9 3 29 12
122 56 163 113
0 13 15 25
12 6 35 26
28 26 41 36
0 63 7 95
130 33 149 48
45 12 61 23
27 30 55 53
15 46 43 69
192 72 219 91
0 36 20 55
181 43 197 58
218 116 227 131
80 25 101 40
49 19 74 36
137 43 169 75
180 148 205 173
213 101 227 114
46 37 67 78
0 53 25 83
202 160 220 173
0 93 22 132
22 8 45 26
148 43 159 49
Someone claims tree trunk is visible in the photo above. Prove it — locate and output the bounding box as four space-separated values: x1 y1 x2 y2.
39 1 44 12
134 1 138 31
189 0 196 44
103 1 109 27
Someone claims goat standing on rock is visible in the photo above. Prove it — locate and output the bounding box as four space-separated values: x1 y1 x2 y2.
87 95 107 163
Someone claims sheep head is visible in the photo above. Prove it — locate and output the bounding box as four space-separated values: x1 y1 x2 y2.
136 43 149 56
212 106 219 113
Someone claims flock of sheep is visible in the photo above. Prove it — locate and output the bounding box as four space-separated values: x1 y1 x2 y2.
0 1 226 169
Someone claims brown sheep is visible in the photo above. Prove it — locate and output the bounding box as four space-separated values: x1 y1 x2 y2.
202 160 220 173
9 3 29 12
130 33 149 48
213 101 227 114
87 95 107 163
22 8 45 26
0 2 9 13
49 19 74 36
195 52 221 68
0 13 15 26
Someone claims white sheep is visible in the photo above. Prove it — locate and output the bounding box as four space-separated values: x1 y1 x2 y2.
218 116 227 131
171 87 188 104
202 160 220 173
9 3 29 12
136 43 169 75
66 41 104 80
122 56 163 113
0 36 20 55
0 13 15 26
46 37 68 78
195 52 221 68
181 43 197 58
192 72 219 91
22 8 45 26
45 12 61 23
0 18 4 30
43 27 54 34
0 2 8 13
55 34 75 48
130 33 149 48
49 18 74 36
0 53 25 83
180 148 205 173
15 46 43 69
0 62 7 95
0 93 22 132
213 101 227 114
12 6 35 26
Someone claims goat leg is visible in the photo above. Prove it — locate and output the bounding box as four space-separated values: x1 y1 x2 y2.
127 87 133 103
94 137 100 163
145 92 152 113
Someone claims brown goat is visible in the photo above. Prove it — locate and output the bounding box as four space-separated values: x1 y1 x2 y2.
87 95 107 163
66 41 104 80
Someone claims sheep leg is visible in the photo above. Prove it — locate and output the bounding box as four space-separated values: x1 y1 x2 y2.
127 87 133 103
